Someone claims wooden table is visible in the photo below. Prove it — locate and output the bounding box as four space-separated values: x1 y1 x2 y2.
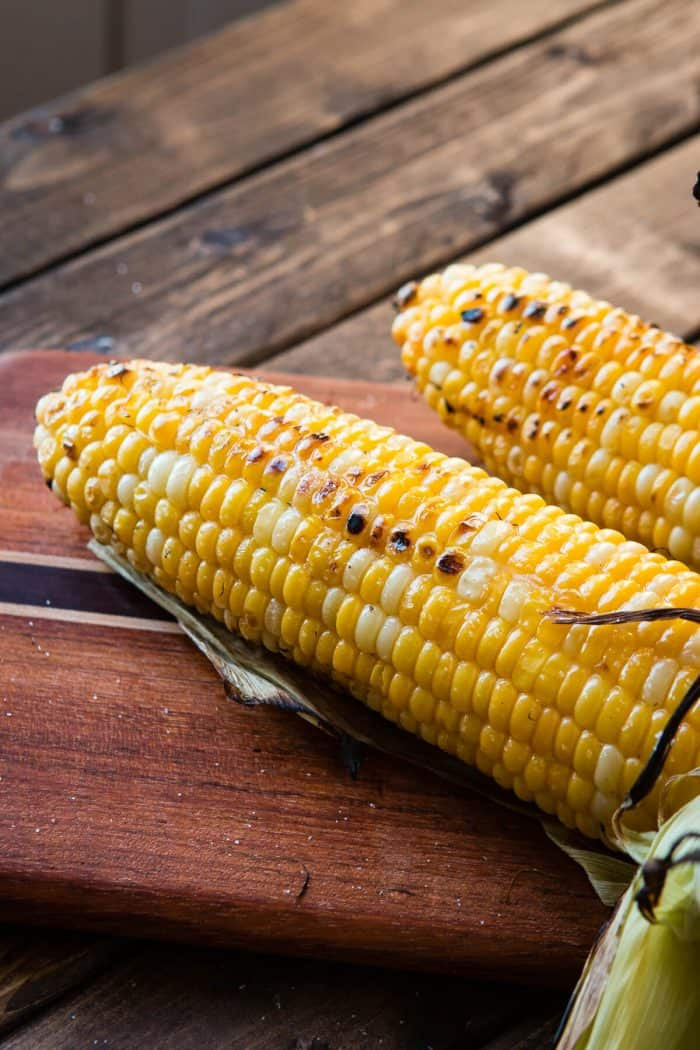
0 1 698 1045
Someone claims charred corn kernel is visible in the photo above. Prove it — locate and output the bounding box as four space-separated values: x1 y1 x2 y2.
396 263 700 569
36 360 700 844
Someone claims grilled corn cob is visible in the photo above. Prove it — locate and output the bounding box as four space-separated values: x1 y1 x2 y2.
393 264 700 570
35 360 700 843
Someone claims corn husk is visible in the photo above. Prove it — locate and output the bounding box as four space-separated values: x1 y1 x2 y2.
556 774 700 1049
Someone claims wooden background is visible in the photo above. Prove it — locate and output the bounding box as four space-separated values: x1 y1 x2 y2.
0 0 699 1046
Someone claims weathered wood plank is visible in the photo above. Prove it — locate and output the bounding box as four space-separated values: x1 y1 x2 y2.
0 928 120 1036
0 944 565 1049
271 135 700 381
1 0 696 362
0 0 597 285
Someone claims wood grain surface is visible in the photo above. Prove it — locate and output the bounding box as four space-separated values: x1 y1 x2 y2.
0 350 609 986
0 0 598 286
273 134 700 381
0 929 121 1036
1 0 698 362
0 942 565 1050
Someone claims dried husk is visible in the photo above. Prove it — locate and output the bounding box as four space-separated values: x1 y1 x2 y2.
556 777 700 1049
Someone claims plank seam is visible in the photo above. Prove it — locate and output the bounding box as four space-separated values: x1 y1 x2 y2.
0 0 620 299
253 122 700 366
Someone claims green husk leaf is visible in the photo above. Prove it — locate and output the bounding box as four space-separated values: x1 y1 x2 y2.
556 779 700 1050
90 540 635 902
543 822 635 907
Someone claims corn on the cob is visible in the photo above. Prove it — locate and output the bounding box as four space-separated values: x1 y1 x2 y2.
35 360 700 843
393 263 700 571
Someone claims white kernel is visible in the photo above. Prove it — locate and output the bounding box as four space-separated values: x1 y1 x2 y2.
600 409 628 452
328 448 364 474
591 790 616 825
620 592 659 612
610 372 642 404
276 465 301 504
145 527 165 567
498 580 531 623
376 617 401 661
429 361 451 387
635 464 664 508
669 526 693 564
271 507 302 554
469 521 511 556
594 745 624 794
116 473 139 510
681 631 700 668
553 471 572 506
456 556 498 603
321 587 345 629
355 606 384 652
664 477 694 521
165 454 197 509
584 541 618 568
90 513 111 544
646 572 679 597
264 599 283 636
657 391 685 422
343 548 376 592
253 502 282 546
147 450 178 495
642 659 678 707
380 565 414 615
137 446 157 477
584 448 612 487
682 488 700 533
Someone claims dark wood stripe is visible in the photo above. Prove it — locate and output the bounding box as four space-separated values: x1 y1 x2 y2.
0 561 170 622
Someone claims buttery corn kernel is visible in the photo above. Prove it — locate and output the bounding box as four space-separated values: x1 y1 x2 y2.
37 358 700 846
396 262 700 570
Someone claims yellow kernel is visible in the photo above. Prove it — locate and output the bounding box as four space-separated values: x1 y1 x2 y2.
479 725 505 763
332 640 356 677
510 694 540 742
409 686 435 724
392 626 421 675
524 755 548 793
154 498 180 536
195 521 219 563
487 679 518 733
502 738 529 774
449 662 478 713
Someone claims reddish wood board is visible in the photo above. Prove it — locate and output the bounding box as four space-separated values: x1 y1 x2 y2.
0 350 608 985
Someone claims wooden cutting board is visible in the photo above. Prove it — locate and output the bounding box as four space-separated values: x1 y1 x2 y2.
0 350 609 985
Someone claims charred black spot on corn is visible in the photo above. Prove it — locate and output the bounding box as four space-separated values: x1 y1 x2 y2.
61 435 77 460
461 307 485 324
390 530 411 552
267 456 288 474
106 361 130 379
393 281 418 311
437 552 464 574
523 300 547 320
501 292 522 311
346 510 367 535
